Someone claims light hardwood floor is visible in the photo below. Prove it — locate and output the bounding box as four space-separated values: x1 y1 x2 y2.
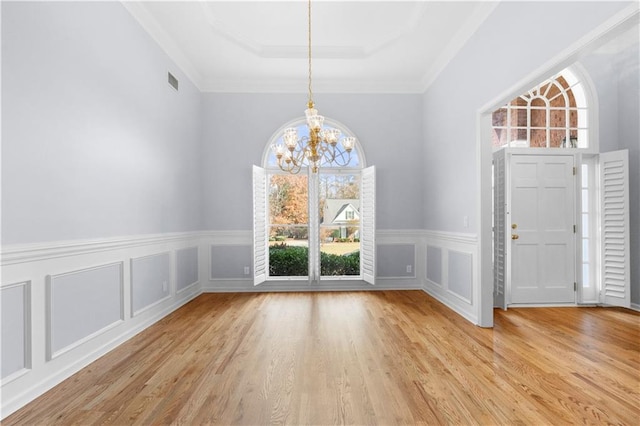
4 291 639 425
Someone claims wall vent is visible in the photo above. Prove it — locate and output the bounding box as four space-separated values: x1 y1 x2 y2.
168 72 179 91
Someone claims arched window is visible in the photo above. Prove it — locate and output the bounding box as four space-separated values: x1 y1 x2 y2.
492 67 589 148
253 118 375 285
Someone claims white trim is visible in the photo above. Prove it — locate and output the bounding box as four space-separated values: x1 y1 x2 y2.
421 230 477 246
201 230 252 244
202 279 422 294
1 232 202 266
630 303 640 312
121 1 203 90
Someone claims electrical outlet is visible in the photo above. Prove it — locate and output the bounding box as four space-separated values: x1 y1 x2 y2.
463 215 469 228
406 265 412 273
162 281 168 292
244 266 250 275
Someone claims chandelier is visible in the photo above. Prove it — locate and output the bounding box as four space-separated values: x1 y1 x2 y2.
271 0 357 174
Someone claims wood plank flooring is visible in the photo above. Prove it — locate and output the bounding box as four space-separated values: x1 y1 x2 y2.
4 291 639 425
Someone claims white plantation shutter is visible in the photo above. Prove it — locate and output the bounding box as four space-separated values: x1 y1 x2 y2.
253 165 268 285
493 151 507 309
599 150 630 307
361 166 376 285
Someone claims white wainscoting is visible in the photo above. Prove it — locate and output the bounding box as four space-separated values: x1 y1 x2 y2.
0 232 201 419
1 229 479 419
201 230 425 292
422 230 479 324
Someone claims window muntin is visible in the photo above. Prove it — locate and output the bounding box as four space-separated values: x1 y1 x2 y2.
492 68 589 149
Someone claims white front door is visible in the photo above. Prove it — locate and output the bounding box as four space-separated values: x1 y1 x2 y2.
509 155 576 304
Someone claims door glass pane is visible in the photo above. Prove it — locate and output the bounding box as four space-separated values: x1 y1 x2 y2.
320 173 361 277
268 174 309 277
582 263 590 288
582 239 589 262
582 190 589 212
582 213 589 237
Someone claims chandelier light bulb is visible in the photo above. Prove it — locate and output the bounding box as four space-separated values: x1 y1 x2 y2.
283 128 298 149
342 137 355 152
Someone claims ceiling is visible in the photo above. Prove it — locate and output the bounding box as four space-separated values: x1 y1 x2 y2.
123 1 499 93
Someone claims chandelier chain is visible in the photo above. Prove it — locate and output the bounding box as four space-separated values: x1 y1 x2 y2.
271 0 356 174
308 0 313 107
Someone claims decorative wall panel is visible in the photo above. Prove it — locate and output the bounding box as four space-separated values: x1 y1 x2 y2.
1 282 30 379
376 244 415 278
448 251 473 302
48 263 123 358
176 247 198 292
210 245 252 280
131 253 171 316
426 245 442 285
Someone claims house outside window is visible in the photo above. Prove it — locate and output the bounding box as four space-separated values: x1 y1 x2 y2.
492 67 589 149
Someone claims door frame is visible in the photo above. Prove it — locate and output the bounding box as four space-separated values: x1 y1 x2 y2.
476 5 638 327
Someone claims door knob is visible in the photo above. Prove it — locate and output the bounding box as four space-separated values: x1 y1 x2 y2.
511 234 519 240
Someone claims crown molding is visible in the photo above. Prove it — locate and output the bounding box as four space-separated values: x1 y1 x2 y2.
121 1 205 91
122 1 499 95
199 1 427 60
200 77 426 94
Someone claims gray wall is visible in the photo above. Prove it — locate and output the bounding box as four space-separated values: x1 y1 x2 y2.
582 23 640 305
201 93 424 231
422 1 633 234
617 35 640 306
1 1 203 245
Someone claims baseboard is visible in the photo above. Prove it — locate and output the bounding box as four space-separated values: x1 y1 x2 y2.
203 279 423 293
422 282 478 325
507 303 581 308
630 302 640 312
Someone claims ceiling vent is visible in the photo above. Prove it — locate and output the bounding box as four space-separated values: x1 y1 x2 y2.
168 72 179 91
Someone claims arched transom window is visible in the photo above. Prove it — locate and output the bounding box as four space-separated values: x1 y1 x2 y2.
492 67 589 149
